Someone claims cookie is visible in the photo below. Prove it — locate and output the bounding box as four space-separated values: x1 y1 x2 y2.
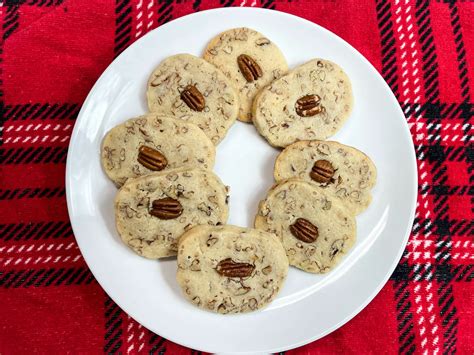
203 27 288 123
255 179 356 273
146 54 239 144
115 168 229 259
253 59 353 147
176 225 288 314
101 114 215 187
274 140 376 215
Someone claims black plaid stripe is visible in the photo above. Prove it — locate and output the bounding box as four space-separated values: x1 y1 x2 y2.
452 265 473 282
149 334 167 354
468 138 474 178
447 1 473 146
448 3 471 102
4 0 64 6
400 102 473 120
450 219 473 236
0 187 66 200
393 281 416 354
427 185 473 196
415 1 440 103
0 48 3 100
192 0 202 11
0 221 73 241
3 103 80 121
391 263 473 282
104 296 123 353
0 267 95 288
115 0 132 57
3 5 19 40
1 147 68 164
158 0 174 26
422 140 469 164
438 282 458 353
261 0 276 9
376 0 399 97
220 0 236 7
0 84 4 147
418 145 470 165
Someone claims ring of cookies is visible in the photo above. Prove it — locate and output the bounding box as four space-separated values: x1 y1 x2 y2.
101 28 377 314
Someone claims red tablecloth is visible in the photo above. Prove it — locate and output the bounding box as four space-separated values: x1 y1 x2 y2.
1 0 472 353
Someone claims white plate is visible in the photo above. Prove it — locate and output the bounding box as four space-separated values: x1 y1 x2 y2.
66 8 417 354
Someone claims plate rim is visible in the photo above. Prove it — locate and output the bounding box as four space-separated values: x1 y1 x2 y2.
66 7 418 353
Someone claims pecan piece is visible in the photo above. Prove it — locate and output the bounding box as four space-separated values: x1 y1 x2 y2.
137 145 167 171
237 54 262 82
295 94 323 117
150 197 183 219
255 37 270 46
180 85 205 112
290 218 319 243
216 258 255 278
310 159 335 184
330 239 345 260
261 265 272 275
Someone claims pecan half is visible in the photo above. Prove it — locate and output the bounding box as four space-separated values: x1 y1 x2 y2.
137 145 168 171
237 54 262 82
216 258 255 278
295 94 323 117
150 197 183 219
290 218 319 243
180 85 205 112
310 159 335 183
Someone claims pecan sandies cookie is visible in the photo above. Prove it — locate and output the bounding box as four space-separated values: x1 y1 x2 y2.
274 140 376 214
115 168 229 259
204 28 288 123
101 114 215 187
146 54 239 144
177 225 288 314
253 59 353 147
255 179 356 273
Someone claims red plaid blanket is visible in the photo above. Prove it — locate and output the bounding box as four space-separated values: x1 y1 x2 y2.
1 1 472 353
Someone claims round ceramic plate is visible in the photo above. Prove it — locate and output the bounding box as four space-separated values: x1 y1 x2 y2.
66 8 417 354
